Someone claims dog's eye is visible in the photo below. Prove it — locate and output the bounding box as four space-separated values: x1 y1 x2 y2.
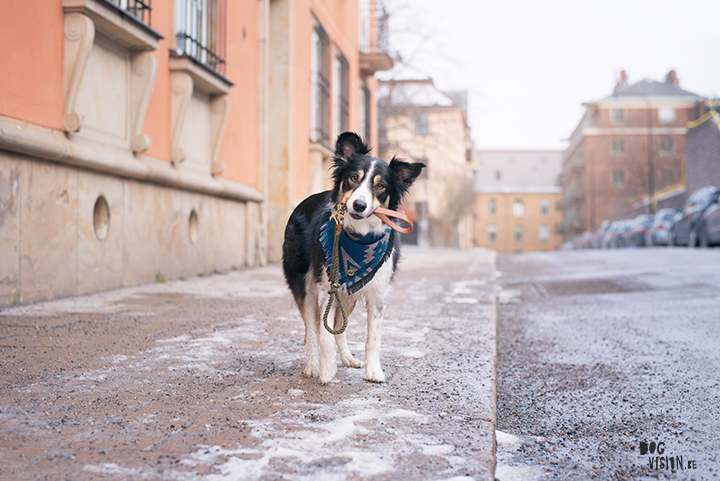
350 174 359 182
376 183 385 190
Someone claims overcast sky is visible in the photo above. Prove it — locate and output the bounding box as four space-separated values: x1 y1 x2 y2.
385 0 720 151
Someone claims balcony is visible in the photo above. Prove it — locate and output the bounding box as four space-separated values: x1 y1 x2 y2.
358 0 392 74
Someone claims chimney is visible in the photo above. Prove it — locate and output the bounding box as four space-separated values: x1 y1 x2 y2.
666 70 679 86
614 70 628 92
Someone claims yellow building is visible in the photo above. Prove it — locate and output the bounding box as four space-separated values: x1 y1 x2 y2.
473 150 563 253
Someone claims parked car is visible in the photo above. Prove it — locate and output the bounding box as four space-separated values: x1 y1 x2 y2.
670 186 719 247
603 219 633 248
628 214 653 247
698 190 720 247
573 231 593 249
601 221 619 248
646 208 677 246
591 221 611 248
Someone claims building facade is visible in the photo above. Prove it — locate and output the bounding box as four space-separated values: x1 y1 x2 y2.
685 111 720 200
473 150 563 253
377 65 474 248
561 70 705 240
0 0 390 307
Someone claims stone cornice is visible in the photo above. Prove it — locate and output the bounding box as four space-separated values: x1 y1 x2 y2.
0 115 263 203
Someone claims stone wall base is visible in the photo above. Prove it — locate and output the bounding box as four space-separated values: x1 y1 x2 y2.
1 152 264 307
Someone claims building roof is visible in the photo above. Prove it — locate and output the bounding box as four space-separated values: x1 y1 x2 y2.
608 78 701 99
598 77 704 104
473 150 563 193
377 79 457 108
687 110 720 134
375 62 431 82
377 61 459 109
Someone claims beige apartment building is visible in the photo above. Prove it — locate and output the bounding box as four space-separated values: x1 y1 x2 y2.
377 64 475 248
473 150 563 253
0 0 390 307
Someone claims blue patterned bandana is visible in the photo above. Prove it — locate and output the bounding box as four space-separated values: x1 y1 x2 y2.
319 217 392 294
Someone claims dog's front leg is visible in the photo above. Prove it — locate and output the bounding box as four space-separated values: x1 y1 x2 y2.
299 293 320 378
364 296 387 383
316 298 338 384
335 300 362 368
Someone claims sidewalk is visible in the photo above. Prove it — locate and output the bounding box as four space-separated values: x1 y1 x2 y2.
0 247 498 481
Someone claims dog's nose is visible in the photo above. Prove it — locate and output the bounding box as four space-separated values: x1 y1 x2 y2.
353 199 367 213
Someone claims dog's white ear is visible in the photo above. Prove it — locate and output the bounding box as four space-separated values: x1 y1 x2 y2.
335 132 369 159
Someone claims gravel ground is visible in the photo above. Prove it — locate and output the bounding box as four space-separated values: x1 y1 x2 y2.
495 249 720 481
0 247 498 481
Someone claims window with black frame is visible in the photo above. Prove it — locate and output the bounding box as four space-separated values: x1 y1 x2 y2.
311 17 331 144
360 80 371 142
175 0 227 75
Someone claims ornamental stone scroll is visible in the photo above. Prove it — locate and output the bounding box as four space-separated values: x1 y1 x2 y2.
63 12 95 133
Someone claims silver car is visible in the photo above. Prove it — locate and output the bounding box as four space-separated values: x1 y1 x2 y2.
646 208 677 246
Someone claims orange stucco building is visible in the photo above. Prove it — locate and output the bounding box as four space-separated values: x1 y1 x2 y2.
0 0 390 306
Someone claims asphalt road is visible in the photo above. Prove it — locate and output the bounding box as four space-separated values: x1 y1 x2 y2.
494 248 720 481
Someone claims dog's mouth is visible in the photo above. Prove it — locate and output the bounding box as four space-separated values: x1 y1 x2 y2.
349 212 366 220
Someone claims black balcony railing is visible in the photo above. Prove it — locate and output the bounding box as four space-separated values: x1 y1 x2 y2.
175 0 227 75
103 0 152 26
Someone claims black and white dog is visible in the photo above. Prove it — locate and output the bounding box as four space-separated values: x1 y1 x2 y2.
282 132 425 384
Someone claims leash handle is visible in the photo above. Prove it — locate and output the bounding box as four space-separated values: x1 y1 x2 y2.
373 207 414 234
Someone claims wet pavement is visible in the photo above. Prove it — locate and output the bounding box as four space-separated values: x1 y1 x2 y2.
0 247 498 481
495 248 720 481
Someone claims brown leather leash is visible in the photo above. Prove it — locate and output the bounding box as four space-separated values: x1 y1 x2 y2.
373 207 414 234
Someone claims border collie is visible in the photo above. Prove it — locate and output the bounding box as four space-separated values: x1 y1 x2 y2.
282 132 425 384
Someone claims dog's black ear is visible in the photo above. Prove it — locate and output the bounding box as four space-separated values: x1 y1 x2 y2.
335 132 369 159
390 157 425 189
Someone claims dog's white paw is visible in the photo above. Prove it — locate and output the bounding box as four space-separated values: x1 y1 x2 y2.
304 362 319 378
319 371 337 384
365 367 385 383
318 363 337 384
341 355 362 368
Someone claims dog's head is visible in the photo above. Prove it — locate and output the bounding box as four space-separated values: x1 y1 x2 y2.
331 132 425 230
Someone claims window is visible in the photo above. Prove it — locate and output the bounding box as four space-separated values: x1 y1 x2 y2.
540 198 550 216
611 169 626 188
661 168 675 187
488 225 498 243
489 199 497 216
310 17 331 144
658 107 675 124
659 136 675 155
514 225 523 242
611 138 626 156
358 0 371 53
513 200 524 218
175 0 227 74
359 80 371 142
415 113 429 136
105 0 152 24
539 225 550 242
611 108 626 124
333 50 349 137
